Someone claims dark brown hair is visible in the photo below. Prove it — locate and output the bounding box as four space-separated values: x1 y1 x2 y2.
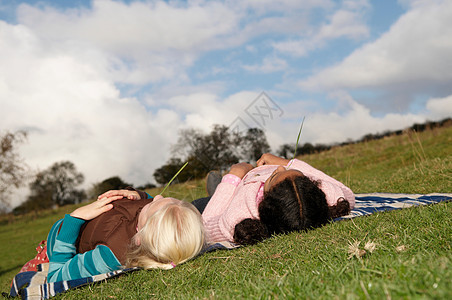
233 176 330 245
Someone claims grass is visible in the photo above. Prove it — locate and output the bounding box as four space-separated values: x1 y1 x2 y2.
0 125 451 299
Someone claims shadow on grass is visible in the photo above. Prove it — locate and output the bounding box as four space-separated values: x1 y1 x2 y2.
0 265 22 277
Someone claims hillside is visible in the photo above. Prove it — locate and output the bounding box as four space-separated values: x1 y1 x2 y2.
1 124 451 298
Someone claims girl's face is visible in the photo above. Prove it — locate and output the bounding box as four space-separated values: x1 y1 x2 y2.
137 195 181 231
264 166 304 192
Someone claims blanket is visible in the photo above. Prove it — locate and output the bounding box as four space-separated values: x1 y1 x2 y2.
7 193 451 299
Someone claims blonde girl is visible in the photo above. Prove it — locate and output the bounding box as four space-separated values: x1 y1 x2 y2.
43 191 204 282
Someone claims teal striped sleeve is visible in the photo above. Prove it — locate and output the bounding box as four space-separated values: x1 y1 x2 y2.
47 214 121 283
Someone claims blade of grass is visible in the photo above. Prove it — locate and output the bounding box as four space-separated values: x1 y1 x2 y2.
159 161 189 195
288 116 305 168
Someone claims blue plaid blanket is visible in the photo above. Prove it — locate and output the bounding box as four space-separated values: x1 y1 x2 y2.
8 193 451 299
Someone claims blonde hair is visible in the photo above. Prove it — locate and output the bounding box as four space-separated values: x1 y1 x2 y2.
125 200 205 269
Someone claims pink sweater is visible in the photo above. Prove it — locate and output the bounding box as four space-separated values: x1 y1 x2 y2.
202 159 355 243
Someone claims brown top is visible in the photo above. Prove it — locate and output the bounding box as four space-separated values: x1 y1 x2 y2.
76 194 152 264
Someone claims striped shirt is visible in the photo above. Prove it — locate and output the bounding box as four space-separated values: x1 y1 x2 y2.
46 214 121 282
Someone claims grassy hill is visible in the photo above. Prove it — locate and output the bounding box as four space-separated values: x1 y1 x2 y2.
1 125 451 298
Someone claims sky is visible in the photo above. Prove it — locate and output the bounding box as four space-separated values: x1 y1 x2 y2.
1 0 451 207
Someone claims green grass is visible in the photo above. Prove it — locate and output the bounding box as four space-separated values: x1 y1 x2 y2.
1 126 451 299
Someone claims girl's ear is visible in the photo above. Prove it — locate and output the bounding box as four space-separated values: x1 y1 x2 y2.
135 235 141 246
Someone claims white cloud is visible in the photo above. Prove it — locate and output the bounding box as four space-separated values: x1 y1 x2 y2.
15 0 240 85
397 0 441 9
426 95 452 120
167 93 228 129
294 91 425 144
299 1 452 90
165 91 267 130
273 0 370 57
241 0 333 12
243 56 288 73
0 21 179 199
272 39 312 57
12 0 343 85
317 7 369 40
17 0 238 53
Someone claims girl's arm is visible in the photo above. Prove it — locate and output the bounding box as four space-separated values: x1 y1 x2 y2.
256 153 289 167
47 197 122 282
202 175 240 218
202 163 252 218
47 215 120 282
201 177 240 242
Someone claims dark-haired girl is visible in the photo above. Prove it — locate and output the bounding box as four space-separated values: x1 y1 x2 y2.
201 153 355 245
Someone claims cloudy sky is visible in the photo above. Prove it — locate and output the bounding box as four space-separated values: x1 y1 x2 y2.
1 0 451 206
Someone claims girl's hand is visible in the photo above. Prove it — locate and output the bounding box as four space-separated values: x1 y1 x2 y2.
228 162 254 179
256 153 290 167
70 197 118 220
97 189 140 201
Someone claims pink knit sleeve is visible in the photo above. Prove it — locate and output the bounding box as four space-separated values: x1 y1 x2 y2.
202 174 240 220
201 174 242 242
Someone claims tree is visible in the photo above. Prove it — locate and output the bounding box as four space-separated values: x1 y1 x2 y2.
277 142 331 158
136 182 157 190
172 124 241 173
299 142 315 155
0 130 29 211
153 158 197 185
26 161 86 210
239 128 271 162
88 176 131 199
196 124 241 171
154 125 272 184
277 143 295 159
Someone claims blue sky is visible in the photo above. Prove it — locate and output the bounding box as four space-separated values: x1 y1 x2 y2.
1 0 451 206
